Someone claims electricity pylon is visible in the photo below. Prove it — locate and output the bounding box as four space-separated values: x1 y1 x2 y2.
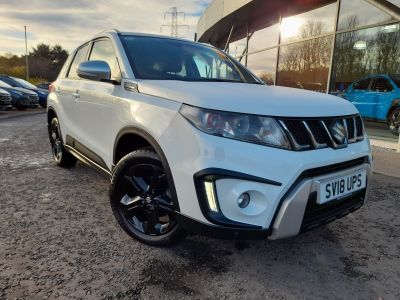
160 7 189 37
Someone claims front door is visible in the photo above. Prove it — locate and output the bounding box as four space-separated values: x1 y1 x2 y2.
74 38 122 169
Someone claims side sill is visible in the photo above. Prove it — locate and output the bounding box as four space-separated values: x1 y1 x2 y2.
65 145 112 178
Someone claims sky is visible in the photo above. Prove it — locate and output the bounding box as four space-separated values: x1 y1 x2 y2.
0 0 212 55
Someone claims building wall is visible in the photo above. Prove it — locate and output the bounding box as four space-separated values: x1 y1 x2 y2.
223 0 400 94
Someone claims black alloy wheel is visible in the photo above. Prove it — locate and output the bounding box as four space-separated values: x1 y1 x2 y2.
388 107 400 136
48 118 77 167
110 149 184 246
50 119 63 163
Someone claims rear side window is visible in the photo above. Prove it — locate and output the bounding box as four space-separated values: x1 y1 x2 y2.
353 78 371 90
372 78 393 92
89 39 121 80
67 44 89 79
0 77 17 87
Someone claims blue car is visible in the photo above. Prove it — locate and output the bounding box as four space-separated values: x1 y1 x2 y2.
0 75 48 108
343 74 400 135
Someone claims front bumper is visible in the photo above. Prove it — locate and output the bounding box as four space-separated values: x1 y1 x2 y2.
177 158 371 240
158 114 373 240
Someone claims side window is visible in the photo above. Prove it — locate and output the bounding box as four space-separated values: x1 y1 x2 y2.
89 39 121 80
353 78 371 90
67 44 89 79
0 77 17 87
372 78 393 92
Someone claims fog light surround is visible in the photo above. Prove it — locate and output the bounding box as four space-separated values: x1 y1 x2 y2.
237 192 250 208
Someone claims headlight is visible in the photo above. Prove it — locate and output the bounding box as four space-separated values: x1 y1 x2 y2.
179 104 291 149
13 91 23 96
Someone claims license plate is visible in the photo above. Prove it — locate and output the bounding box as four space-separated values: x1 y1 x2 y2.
318 169 367 204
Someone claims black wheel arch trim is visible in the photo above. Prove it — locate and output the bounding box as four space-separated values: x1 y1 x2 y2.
113 126 181 212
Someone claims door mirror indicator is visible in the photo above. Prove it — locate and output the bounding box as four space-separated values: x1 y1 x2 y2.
77 60 111 82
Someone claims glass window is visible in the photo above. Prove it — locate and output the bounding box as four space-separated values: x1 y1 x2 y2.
0 77 17 87
248 23 280 53
89 39 121 80
228 37 247 59
372 78 393 92
354 78 371 90
280 2 337 43
330 24 400 92
276 36 333 92
121 36 259 84
12 77 36 89
0 80 12 88
338 0 395 30
67 44 89 78
390 75 400 87
247 48 278 85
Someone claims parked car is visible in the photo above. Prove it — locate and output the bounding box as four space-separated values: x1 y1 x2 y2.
47 30 372 246
0 88 12 110
36 82 51 90
0 75 48 107
0 80 39 110
343 74 400 135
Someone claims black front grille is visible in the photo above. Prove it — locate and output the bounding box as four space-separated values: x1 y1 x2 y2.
345 117 355 140
282 120 311 147
0 94 11 102
301 189 366 232
29 95 39 101
279 115 364 151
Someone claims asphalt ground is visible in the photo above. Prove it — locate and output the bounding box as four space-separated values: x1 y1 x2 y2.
0 111 399 299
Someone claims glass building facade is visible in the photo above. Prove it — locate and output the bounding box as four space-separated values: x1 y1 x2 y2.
226 0 400 141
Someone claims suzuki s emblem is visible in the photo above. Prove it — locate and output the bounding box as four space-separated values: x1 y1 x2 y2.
330 119 348 147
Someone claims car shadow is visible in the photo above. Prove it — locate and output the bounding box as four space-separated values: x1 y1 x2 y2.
144 224 381 298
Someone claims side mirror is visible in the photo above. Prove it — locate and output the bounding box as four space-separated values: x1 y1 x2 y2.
77 60 111 82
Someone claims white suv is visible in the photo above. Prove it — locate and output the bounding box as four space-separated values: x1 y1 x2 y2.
47 30 372 245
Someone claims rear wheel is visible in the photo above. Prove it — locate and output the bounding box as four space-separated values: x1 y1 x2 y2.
48 117 77 168
388 107 400 136
110 149 184 246
15 103 27 110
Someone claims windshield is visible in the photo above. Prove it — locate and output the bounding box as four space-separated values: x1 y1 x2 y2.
13 77 36 89
121 35 261 84
390 75 400 88
0 80 11 88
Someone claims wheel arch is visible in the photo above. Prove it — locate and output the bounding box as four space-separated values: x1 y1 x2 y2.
47 106 57 124
386 99 400 121
113 126 181 212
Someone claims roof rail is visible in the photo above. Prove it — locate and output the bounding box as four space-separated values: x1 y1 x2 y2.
99 29 120 34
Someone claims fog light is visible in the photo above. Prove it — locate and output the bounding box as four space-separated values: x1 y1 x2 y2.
204 181 218 212
237 193 250 208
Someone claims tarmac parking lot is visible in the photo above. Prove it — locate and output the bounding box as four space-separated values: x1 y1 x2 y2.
0 111 399 299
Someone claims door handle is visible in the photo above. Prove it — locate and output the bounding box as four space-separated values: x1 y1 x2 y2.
72 91 80 100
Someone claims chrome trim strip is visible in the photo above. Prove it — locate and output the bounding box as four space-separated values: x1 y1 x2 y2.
320 120 347 149
355 116 365 141
302 121 327 149
279 120 310 150
346 116 357 143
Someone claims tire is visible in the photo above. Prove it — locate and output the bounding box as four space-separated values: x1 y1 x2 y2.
48 117 77 168
110 149 185 246
15 104 27 110
388 107 400 136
